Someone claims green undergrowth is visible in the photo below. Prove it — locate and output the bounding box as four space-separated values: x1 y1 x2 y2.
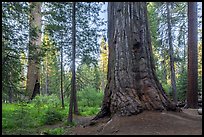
2 87 103 135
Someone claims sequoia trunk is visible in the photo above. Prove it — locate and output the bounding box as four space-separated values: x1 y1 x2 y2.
93 2 176 120
26 2 42 99
187 2 198 108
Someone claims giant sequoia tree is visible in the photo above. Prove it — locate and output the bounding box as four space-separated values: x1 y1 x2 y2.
187 2 198 108
93 2 177 120
26 2 42 99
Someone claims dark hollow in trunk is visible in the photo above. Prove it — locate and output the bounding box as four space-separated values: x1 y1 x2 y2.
93 2 177 120
31 80 40 100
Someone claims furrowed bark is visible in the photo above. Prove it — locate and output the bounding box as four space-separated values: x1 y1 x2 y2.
93 2 176 120
26 2 42 100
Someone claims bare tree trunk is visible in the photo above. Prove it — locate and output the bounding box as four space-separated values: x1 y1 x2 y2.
166 2 177 104
187 2 198 108
72 2 79 115
26 2 42 100
60 44 65 108
45 57 49 95
68 2 77 123
93 2 177 120
8 72 13 103
8 85 13 103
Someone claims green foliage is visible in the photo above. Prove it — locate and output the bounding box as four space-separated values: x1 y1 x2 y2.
30 94 66 125
42 108 63 125
40 33 61 96
2 94 67 130
176 68 202 101
78 86 103 116
162 83 171 95
2 2 30 102
76 63 101 92
2 102 41 129
32 94 61 109
177 69 187 101
79 106 100 116
2 103 19 129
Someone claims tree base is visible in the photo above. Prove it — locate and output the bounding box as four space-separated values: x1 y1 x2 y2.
92 102 179 122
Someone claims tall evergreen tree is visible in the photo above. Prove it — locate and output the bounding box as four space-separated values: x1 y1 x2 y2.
26 2 42 100
187 2 198 108
2 2 30 102
40 32 61 96
68 2 77 123
166 2 177 104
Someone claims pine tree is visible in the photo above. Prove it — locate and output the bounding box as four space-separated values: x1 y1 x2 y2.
166 2 177 104
40 32 61 96
68 2 77 123
2 2 29 102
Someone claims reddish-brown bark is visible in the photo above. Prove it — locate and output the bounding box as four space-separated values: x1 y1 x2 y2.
93 2 177 120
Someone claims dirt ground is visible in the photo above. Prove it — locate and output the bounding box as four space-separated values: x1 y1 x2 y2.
70 109 202 135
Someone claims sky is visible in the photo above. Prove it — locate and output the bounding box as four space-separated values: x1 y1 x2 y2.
98 2 108 40
100 2 108 22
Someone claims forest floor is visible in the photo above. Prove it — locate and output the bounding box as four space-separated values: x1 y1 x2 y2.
2 109 202 135
69 109 202 135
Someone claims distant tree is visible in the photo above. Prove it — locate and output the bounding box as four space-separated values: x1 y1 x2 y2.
40 32 61 96
68 2 77 123
2 2 29 102
166 2 177 104
187 2 198 108
60 36 65 108
148 2 189 101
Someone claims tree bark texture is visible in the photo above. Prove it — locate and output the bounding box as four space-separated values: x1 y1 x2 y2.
93 2 176 120
187 2 198 108
45 57 49 95
68 2 78 123
166 2 177 104
26 2 42 99
72 3 79 115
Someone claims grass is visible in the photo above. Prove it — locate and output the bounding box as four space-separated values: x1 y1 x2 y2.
2 88 103 135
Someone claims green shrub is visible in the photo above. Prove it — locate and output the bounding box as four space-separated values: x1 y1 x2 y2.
177 70 187 101
78 86 103 107
162 83 171 95
42 108 63 125
80 106 100 116
2 103 17 129
2 94 67 131
2 102 41 129
77 86 103 116
31 94 61 109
